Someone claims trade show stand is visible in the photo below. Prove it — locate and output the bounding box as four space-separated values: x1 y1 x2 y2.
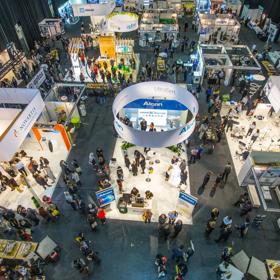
105 138 195 224
65 36 139 83
221 102 280 212
139 11 179 47
198 13 240 44
230 250 273 280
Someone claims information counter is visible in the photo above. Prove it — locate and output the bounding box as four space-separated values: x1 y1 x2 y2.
126 198 153 214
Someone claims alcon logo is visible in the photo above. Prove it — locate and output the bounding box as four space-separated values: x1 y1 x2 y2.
143 101 163 107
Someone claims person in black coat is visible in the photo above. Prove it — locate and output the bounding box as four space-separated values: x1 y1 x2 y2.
116 166 124 181
131 161 138 176
124 155 131 170
139 155 146 174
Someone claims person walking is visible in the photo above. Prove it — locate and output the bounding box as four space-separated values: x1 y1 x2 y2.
172 220 183 238
205 218 216 237
211 208 219 220
222 162 232 184
233 192 249 207
220 216 232 228
201 171 212 189
172 245 184 263
213 173 223 189
235 217 250 238
215 225 232 243
71 171 81 187
97 208 106 224
189 148 198 164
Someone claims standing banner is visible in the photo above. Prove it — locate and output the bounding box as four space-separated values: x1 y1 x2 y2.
27 69 46 89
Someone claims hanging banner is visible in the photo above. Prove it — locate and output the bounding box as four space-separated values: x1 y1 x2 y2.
107 12 138 32
112 81 198 148
98 36 116 59
27 69 46 89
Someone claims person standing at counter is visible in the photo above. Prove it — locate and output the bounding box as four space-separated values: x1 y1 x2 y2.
221 162 232 184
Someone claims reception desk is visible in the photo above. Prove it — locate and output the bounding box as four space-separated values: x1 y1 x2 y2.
126 198 153 214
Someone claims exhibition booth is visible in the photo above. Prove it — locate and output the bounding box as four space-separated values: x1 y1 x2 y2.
139 11 179 47
43 83 85 131
197 44 262 85
222 76 280 212
66 35 140 83
38 18 65 38
0 88 71 210
198 13 240 44
95 82 199 223
71 0 115 26
196 0 211 12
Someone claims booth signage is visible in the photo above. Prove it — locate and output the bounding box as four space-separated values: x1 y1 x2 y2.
112 82 199 148
96 187 115 207
27 69 46 89
72 1 115 17
124 99 188 111
0 90 45 161
98 36 116 59
179 191 198 206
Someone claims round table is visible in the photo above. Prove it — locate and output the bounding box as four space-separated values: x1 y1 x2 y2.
252 74 266 81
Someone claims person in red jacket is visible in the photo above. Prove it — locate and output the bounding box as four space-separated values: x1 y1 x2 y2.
97 208 106 224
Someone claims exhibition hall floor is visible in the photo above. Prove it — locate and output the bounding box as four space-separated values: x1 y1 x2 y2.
108 138 193 224
30 16 280 280
0 137 68 210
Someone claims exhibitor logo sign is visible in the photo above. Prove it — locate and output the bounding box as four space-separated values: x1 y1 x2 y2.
19 107 37 133
143 101 163 107
153 86 175 95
